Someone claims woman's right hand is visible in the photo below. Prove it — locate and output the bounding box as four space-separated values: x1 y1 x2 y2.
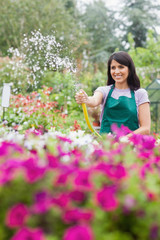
75 89 89 105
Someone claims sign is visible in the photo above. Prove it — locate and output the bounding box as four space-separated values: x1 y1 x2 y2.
1 83 11 108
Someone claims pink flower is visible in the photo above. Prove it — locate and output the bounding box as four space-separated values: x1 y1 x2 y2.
6 203 29 228
129 133 142 146
130 134 156 150
0 159 22 185
11 227 46 240
147 192 157 201
57 145 71 157
123 195 136 213
47 154 59 168
138 151 152 160
95 162 127 180
69 190 86 203
63 208 93 224
111 124 131 139
55 172 69 185
74 170 92 190
63 225 93 240
141 135 156 150
140 162 153 179
52 193 70 208
96 185 118 211
0 142 23 157
22 157 46 183
54 165 74 186
91 149 107 161
25 129 43 136
57 135 72 144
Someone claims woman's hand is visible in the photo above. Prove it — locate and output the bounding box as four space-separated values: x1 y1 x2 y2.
75 89 89 105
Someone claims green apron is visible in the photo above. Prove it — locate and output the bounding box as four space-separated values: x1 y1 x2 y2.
100 85 139 134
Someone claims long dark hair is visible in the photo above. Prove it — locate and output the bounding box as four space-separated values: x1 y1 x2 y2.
107 51 140 90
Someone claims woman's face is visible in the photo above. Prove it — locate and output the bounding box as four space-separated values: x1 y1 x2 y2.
110 60 129 86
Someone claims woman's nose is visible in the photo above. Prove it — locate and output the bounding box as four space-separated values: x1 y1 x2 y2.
115 68 120 73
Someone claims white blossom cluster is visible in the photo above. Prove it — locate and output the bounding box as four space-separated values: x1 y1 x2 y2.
8 30 76 89
0 127 97 157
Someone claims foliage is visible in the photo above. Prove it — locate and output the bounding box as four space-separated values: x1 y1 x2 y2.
120 0 160 49
0 126 160 239
0 57 34 94
128 30 160 87
77 70 107 95
41 72 77 111
80 0 120 70
0 0 81 56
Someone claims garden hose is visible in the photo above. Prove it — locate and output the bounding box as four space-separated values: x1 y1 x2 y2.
81 103 102 138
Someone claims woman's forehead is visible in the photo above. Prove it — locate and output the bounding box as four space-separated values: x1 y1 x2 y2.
110 59 122 65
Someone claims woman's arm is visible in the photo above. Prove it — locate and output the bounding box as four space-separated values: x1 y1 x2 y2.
75 89 103 107
128 102 151 136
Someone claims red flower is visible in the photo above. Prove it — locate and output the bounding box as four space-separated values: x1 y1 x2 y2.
72 120 81 131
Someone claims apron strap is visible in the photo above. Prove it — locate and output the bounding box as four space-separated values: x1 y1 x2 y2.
109 85 135 100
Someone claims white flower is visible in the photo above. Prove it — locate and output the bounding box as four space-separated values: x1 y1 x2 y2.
119 136 129 143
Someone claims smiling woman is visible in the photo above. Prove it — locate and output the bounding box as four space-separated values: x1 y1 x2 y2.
75 51 151 136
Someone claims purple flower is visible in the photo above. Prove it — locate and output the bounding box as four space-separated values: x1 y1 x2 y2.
33 191 51 213
6 203 29 228
11 227 46 240
149 224 159 240
63 225 93 240
63 208 93 224
96 185 118 211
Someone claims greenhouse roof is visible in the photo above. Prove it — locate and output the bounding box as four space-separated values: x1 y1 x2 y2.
146 78 160 103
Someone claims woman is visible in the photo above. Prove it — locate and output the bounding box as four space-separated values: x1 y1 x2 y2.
75 51 151 136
